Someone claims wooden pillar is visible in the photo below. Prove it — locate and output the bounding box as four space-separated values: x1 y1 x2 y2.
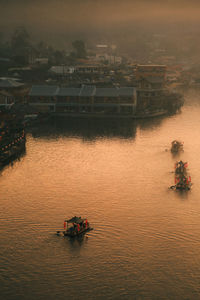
91 96 94 112
118 96 120 113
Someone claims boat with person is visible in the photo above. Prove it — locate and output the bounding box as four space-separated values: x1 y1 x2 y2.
175 177 192 190
171 140 183 153
170 160 192 191
61 216 93 237
175 160 187 175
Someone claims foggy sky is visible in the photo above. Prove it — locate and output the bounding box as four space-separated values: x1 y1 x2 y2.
1 0 200 46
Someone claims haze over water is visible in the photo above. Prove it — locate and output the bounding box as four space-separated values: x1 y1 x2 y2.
1 88 200 299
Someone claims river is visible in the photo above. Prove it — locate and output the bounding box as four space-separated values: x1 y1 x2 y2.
1 88 200 299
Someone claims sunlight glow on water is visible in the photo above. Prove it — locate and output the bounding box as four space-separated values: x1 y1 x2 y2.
1 89 200 299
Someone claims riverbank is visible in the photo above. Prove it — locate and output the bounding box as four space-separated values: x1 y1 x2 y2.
52 109 168 119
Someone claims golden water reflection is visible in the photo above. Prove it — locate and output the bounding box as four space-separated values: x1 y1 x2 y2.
1 90 200 299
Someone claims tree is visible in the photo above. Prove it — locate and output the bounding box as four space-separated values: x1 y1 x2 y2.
0 33 11 58
52 50 66 65
11 27 31 64
72 40 87 58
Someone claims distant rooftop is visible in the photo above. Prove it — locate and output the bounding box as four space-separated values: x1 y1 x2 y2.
96 44 108 48
137 64 166 69
58 87 80 97
29 85 136 98
118 87 135 97
0 57 10 62
0 79 24 88
29 85 59 97
50 66 75 74
80 85 96 97
96 88 119 97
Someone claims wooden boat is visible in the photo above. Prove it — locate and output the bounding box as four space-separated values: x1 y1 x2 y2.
175 182 191 191
170 160 192 191
174 173 192 191
171 140 183 153
63 216 93 237
170 181 192 191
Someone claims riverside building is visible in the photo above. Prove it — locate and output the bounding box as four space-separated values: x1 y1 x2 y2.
28 85 137 116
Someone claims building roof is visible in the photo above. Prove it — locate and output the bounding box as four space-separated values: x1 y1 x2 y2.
65 216 85 224
50 66 75 74
137 64 166 68
96 87 119 97
96 44 108 48
143 76 164 83
76 64 100 68
58 87 80 97
80 85 96 97
0 57 10 62
29 85 136 98
0 90 12 97
29 85 59 96
0 79 24 88
118 87 135 96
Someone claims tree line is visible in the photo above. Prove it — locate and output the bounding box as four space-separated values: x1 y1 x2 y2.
0 27 87 66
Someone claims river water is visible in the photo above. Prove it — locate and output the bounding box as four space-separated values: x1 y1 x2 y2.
1 89 200 300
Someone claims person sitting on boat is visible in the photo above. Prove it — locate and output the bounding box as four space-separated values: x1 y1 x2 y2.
175 161 187 175
171 140 183 153
69 226 74 234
